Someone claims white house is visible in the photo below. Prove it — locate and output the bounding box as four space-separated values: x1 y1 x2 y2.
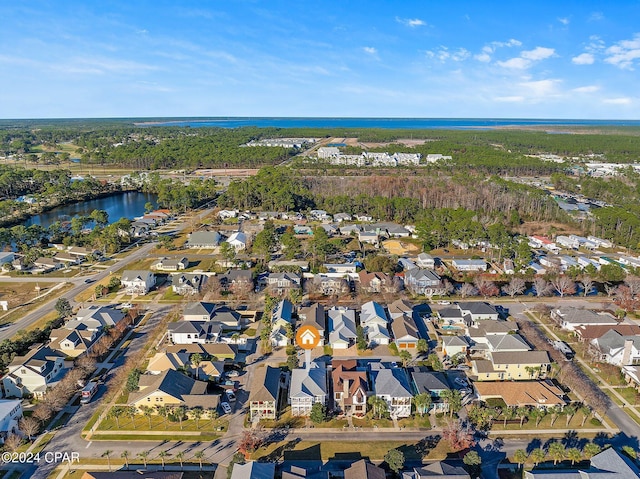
551 307 618 331
121 270 156 295
416 253 435 269
592 330 640 366
370 364 412 418
360 301 391 346
226 231 247 251
0 400 22 443
289 363 327 416
451 259 487 272
2 346 67 398
328 307 357 349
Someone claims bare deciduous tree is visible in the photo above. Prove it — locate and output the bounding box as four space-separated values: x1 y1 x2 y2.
474 277 499 298
580 276 595 297
19 417 40 440
3 434 22 452
502 277 526 298
533 277 552 297
551 275 576 298
458 283 478 299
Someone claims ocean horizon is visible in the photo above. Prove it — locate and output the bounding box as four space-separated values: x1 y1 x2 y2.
132 117 640 130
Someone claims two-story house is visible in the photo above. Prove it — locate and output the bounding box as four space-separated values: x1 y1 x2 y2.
328 307 358 349
289 363 327 416
152 257 189 271
360 301 391 346
271 300 294 348
358 271 391 294
332 359 368 417
2 345 68 398
404 269 445 297
298 303 326 346
183 302 242 330
266 272 301 295
370 364 412 418
249 366 282 421
311 275 349 296
219 270 254 293
391 313 421 351
0 400 23 444
472 350 551 381
167 321 221 344
121 270 156 295
409 367 452 413
592 330 640 366
171 273 207 295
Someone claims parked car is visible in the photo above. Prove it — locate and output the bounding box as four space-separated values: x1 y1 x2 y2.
226 370 240 378
456 365 470 370
221 402 232 414
225 390 237 402
437 300 451 305
454 377 468 387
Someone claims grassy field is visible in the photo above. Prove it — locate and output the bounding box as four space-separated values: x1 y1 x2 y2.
252 437 448 462
97 411 228 433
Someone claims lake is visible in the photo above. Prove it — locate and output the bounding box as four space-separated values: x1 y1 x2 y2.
23 191 158 229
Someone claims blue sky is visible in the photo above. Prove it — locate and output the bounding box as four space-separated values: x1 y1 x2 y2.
2 1 640 119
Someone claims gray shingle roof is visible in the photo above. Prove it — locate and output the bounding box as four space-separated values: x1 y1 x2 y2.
371 367 412 398
249 366 281 403
290 366 327 399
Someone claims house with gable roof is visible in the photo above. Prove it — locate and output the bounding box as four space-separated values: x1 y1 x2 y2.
525 447 639 479
121 270 156 295
369 364 412 418
592 330 640 366
328 307 357 349
298 303 326 346
128 369 215 411
2 345 68 398
289 362 328 416
332 359 368 417
249 365 282 421
360 301 391 346
171 273 207 295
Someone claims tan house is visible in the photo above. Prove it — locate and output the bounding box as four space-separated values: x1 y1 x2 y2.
474 380 566 409
472 350 551 381
358 270 391 293
49 328 98 358
128 369 216 410
332 360 368 417
165 343 237 361
248 366 282 421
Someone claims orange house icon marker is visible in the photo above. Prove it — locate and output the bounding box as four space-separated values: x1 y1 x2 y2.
296 325 320 350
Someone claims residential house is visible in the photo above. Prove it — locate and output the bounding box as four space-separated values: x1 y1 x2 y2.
402 462 470 479
217 209 238 220
398 258 417 271
333 213 352 223
323 263 357 274
0 400 22 443
289 363 328 416
186 231 222 249
416 253 436 269
360 301 391 346
67 246 101 259
442 336 469 358
168 321 221 344
327 307 357 349
592 330 640 366
311 275 349 296
219 270 253 292
183 302 242 330
270 300 294 348
451 259 487 272
404 269 445 296
370 364 412 418
266 272 301 295
0 252 15 266
332 359 368 417
388 299 416 320
358 231 379 245
474 381 566 410
171 273 207 295
146 351 191 374
440 302 499 329
525 447 639 479
344 460 386 479
226 231 247 251
363 222 411 238
128 369 216 410
391 313 421 351
249 366 282 421
121 270 156 295
486 334 531 354
230 462 276 479
574 323 640 342
53 252 81 266
339 224 361 236
48 328 98 358
551 307 618 331
298 303 326 346
66 305 125 332
2 345 67 398
466 321 518 354
165 343 237 361
409 367 453 413
472 350 551 381
33 257 61 272
153 257 189 271
358 270 391 293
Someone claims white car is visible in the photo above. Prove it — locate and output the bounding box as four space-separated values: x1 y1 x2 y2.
221 402 232 414
225 390 237 402
437 300 451 305
226 370 240 378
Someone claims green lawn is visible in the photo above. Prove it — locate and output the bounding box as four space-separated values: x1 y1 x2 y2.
489 411 599 431
89 432 222 441
98 411 228 432
615 386 640 405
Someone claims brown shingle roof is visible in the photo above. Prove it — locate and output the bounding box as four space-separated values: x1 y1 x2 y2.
475 380 565 407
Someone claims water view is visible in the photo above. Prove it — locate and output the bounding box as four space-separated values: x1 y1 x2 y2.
23 191 158 229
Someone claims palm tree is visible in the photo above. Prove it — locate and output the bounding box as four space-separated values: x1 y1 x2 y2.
413 393 432 417
530 408 547 427
513 449 528 469
126 405 137 429
583 442 601 459
191 407 204 429
158 451 169 470
156 405 169 430
580 405 592 427
108 406 123 429
176 451 185 470
174 406 186 430
440 389 462 418
137 451 149 468
531 448 546 466
549 442 566 465
191 353 203 379
549 405 562 426
567 447 582 465
564 404 577 427
140 405 154 429
367 395 387 419
194 451 205 470
207 407 219 426
102 450 113 472
516 406 529 428
502 406 516 427
121 451 130 470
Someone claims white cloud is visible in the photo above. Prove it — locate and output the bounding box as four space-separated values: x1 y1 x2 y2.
494 96 525 102
520 79 561 98
475 39 521 62
496 57 530 69
603 97 632 105
572 53 595 65
573 85 599 93
604 33 640 69
558 17 570 25
363 47 377 55
395 17 427 28
521 47 555 61
474 52 491 62
426 47 470 63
